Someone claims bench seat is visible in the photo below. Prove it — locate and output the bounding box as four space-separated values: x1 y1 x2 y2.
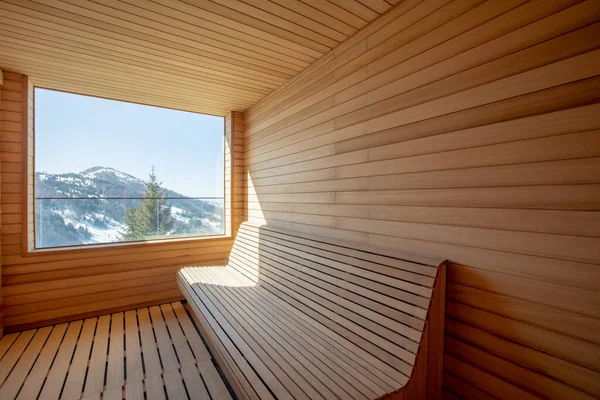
178 223 446 400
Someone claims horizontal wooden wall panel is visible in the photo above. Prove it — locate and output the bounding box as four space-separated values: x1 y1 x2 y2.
0 72 239 331
244 0 600 398
0 0 393 116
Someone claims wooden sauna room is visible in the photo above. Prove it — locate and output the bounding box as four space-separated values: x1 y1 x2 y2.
0 0 599 399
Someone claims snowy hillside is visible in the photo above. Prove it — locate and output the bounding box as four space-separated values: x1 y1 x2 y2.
35 167 223 248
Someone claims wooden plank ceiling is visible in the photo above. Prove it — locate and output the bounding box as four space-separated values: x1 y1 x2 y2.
0 0 393 116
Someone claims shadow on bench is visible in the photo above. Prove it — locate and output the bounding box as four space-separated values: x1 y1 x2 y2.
178 222 447 400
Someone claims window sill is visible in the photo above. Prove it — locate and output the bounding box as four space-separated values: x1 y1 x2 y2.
24 233 232 257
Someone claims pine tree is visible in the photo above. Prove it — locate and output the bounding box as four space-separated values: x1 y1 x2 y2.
121 166 175 241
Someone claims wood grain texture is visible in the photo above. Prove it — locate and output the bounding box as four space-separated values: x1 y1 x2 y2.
0 67 3 339
0 0 391 116
243 0 600 398
226 111 247 238
0 301 229 399
0 72 238 330
179 222 446 399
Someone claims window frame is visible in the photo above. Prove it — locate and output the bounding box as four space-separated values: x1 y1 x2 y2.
25 85 232 254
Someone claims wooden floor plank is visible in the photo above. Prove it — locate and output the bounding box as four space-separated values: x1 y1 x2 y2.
106 312 125 391
62 318 98 400
125 310 143 383
0 326 52 400
163 369 188 400
137 308 162 379
160 304 195 365
125 380 144 400
0 330 36 387
171 302 212 362
197 359 234 400
0 302 229 400
149 306 179 372
145 376 166 400
83 315 111 397
38 321 83 400
0 334 19 361
80 393 101 400
180 362 211 400
17 323 68 400
102 386 123 400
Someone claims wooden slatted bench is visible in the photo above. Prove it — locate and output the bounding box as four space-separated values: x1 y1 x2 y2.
178 222 447 400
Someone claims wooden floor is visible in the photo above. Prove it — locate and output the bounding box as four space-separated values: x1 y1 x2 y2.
0 302 232 400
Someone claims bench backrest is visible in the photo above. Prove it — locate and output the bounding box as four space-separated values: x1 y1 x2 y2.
226 222 446 395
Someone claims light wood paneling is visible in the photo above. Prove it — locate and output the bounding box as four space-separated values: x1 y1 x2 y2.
179 222 446 399
0 72 237 331
243 0 600 398
0 0 391 116
0 67 3 339
0 301 231 399
226 110 247 238
232 111 247 235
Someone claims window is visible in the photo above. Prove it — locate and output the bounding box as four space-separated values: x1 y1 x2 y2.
34 88 225 249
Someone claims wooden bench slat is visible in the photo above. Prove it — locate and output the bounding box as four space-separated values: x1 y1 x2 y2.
223 254 408 385
189 265 395 395
196 267 354 400
230 249 421 368
241 225 438 282
180 291 263 400
180 270 285 400
179 222 446 399
193 271 334 400
226 256 410 385
230 279 390 397
246 223 441 274
229 250 418 372
234 234 429 326
198 266 379 400
236 230 433 305
189 273 315 400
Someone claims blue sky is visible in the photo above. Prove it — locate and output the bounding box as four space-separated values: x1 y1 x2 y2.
35 88 225 198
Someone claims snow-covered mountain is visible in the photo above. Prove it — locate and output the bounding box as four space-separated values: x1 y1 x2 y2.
35 167 223 248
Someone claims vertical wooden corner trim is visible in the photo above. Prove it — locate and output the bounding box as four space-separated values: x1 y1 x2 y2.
426 261 447 400
0 71 3 339
230 112 235 238
21 75 30 255
224 112 233 238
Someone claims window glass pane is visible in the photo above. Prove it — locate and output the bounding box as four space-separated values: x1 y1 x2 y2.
34 88 225 248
